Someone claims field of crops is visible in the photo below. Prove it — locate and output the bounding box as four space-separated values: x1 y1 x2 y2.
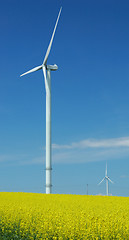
0 193 128 239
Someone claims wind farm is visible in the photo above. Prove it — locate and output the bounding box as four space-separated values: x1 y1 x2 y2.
0 1 129 239
0 0 129 196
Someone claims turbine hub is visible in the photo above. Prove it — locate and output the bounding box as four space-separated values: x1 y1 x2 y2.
46 64 58 71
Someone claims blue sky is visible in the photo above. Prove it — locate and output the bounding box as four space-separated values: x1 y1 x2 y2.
0 0 129 196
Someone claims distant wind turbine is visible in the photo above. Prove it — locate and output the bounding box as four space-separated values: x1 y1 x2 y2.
20 7 62 194
98 163 114 196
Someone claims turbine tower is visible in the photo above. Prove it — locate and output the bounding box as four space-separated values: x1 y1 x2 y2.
98 163 114 196
20 7 62 194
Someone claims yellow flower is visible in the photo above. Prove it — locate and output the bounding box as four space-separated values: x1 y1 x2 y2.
0 192 129 239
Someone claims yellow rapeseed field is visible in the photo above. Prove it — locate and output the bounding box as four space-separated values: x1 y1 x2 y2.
0 192 128 239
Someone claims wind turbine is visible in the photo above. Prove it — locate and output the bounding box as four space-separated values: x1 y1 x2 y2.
20 7 62 194
98 163 114 196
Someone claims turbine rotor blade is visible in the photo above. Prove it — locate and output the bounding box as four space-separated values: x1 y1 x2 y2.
20 65 43 77
98 177 105 185
108 178 114 184
105 162 107 176
43 7 62 66
43 65 47 91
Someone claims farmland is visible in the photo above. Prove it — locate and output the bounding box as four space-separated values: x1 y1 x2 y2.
0 192 129 239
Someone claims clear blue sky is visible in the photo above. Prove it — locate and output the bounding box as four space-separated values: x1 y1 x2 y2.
0 0 129 196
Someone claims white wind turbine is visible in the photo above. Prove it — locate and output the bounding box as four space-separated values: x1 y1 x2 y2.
20 7 62 194
98 163 114 196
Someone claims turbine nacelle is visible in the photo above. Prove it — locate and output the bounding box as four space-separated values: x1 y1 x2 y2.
46 64 58 71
